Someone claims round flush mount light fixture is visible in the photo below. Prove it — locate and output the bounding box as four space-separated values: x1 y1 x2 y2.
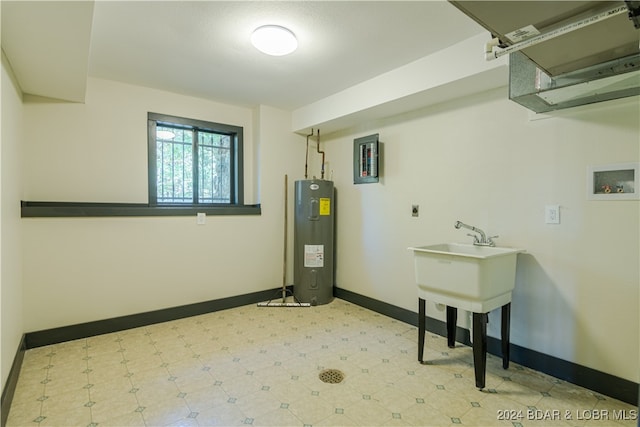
251 25 298 56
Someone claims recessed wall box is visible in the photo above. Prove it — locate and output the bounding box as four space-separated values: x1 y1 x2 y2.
587 162 639 200
354 134 380 184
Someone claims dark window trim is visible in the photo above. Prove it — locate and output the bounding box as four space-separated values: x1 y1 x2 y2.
21 113 257 218
21 201 260 218
148 112 244 206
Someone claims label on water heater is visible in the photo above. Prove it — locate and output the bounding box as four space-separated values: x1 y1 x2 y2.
304 245 324 267
319 198 331 216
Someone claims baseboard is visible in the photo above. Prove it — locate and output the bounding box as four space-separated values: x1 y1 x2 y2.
334 287 639 407
25 287 289 348
1 335 26 427
13 286 638 409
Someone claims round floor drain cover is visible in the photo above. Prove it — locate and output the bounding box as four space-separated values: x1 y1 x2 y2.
319 369 344 384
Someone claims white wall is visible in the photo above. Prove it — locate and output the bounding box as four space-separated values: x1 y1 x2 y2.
254 105 317 284
16 73 640 388
321 88 639 383
23 78 259 204
1 53 24 389
21 78 303 332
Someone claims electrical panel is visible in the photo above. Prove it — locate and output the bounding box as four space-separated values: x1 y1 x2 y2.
353 134 380 184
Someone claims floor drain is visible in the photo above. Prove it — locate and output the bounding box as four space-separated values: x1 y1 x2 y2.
319 369 344 384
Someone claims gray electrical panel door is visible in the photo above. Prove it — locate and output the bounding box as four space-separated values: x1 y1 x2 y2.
294 179 335 305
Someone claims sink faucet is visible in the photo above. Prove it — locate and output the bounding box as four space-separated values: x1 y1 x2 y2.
454 221 497 247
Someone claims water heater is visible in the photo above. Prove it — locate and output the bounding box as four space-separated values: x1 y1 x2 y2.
294 179 335 305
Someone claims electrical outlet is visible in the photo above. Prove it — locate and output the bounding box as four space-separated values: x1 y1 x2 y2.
545 205 560 224
412 205 419 217
197 212 206 225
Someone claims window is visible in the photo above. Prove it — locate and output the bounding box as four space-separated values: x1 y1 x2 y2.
20 113 257 218
148 113 244 206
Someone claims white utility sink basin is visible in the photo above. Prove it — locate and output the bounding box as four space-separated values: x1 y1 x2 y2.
408 243 524 302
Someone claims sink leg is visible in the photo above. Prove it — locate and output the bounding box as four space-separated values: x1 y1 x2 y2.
501 303 511 369
418 298 426 363
446 306 457 348
472 312 488 389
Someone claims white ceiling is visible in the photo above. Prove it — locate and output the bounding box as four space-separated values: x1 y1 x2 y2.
2 1 486 110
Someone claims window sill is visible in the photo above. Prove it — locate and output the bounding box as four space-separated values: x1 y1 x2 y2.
21 201 261 218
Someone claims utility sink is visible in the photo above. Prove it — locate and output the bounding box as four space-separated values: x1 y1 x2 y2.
408 243 524 301
411 242 524 390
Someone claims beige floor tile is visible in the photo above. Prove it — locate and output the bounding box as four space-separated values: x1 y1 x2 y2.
250 406 305 427
11 376 45 404
87 350 126 370
5 399 43 427
87 375 133 401
342 397 396 425
370 385 421 414
195 400 248 426
389 401 454 427
7 300 638 427
234 389 283 420
220 374 264 400
98 410 147 427
260 376 314 404
137 397 193 426
39 387 91 417
182 383 229 414
459 405 520 427
89 391 140 424
286 393 337 425
38 407 92 427
85 363 130 384
167 416 199 426
315 412 360 426
134 379 181 409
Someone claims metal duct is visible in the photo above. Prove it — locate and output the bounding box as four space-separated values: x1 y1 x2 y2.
509 51 640 113
449 1 640 112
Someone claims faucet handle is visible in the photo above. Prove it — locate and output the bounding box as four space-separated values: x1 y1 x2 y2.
467 233 480 244
487 235 499 246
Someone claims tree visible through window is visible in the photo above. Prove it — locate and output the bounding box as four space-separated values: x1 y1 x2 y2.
148 113 243 206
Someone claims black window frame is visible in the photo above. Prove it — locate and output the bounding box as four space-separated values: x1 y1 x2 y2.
147 112 244 207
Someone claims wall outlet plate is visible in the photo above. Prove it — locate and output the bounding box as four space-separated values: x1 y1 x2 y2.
545 205 560 224
197 212 206 225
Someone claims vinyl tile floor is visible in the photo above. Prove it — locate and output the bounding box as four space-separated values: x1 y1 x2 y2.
6 299 638 427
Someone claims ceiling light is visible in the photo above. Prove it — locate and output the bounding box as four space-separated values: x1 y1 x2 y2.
251 25 298 56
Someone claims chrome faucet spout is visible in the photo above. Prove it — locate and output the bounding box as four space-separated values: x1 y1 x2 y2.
454 220 495 246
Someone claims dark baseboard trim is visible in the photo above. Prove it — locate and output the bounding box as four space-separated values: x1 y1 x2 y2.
335 287 639 407
1 335 26 427
486 339 639 407
12 286 638 410
25 287 288 349
333 287 473 343
21 201 261 218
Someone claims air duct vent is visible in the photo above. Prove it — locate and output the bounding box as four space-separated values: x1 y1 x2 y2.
449 1 640 112
509 51 640 113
